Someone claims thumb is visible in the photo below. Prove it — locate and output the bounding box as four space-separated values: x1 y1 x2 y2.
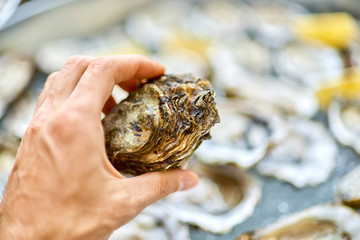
126 169 198 207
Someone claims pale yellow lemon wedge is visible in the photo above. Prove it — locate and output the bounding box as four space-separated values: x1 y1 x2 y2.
294 12 358 49
317 69 360 108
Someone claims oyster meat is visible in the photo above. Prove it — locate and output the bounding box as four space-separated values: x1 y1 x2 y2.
238 204 360 240
256 118 337 188
102 74 219 175
163 159 261 234
336 164 360 208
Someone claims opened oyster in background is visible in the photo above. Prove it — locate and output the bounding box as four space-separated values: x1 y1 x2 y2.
102 74 219 175
336 164 360 208
163 159 261 234
237 204 360 240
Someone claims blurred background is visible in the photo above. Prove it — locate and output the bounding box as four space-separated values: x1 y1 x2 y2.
1 0 360 239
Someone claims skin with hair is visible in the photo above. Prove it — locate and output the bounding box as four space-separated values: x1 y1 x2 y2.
0 55 198 240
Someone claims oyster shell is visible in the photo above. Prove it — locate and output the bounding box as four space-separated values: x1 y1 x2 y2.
225 76 318 117
237 204 360 240
163 159 261 234
249 0 308 48
274 42 342 88
256 118 337 188
109 204 190 240
194 99 286 168
328 99 360 154
0 53 33 118
336 164 360 208
102 74 219 175
1 89 38 138
0 133 20 201
35 29 147 74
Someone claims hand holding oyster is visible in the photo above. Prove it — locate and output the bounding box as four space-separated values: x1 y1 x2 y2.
102 74 219 175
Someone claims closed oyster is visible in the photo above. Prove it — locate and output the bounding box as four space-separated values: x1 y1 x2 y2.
163 159 261 234
238 204 360 240
102 74 219 175
336 164 360 208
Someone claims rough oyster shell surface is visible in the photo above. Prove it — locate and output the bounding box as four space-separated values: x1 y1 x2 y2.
102 74 219 175
238 204 360 240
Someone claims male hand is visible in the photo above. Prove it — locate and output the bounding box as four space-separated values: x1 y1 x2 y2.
0 55 198 240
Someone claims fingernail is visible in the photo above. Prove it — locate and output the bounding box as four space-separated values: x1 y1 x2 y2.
178 173 198 191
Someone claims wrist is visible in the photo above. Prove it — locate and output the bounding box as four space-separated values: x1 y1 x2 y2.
0 204 111 240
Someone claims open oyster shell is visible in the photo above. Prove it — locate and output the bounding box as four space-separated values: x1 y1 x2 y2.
256 118 337 188
328 99 360 154
0 53 34 118
194 99 286 168
225 76 318 118
102 74 219 175
109 204 190 240
336 164 360 208
237 204 360 240
0 133 20 201
1 88 39 138
274 42 342 88
162 159 261 234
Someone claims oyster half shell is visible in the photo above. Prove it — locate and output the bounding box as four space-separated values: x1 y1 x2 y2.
328 99 360 154
194 99 286 168
256 118 337 188
109 204 190 240
163 159 261 234
0 133 20 201
103 74 219 175
336 164 360 208
238 204 360 240
0 53 34 118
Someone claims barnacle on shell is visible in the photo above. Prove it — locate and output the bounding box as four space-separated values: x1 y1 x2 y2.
102 74 219 175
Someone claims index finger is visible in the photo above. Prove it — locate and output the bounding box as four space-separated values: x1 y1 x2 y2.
67 55 165 116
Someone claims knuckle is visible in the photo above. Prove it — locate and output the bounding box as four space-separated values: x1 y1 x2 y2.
87 56 111 74
47 71 58 83
64 55 86 67
41 72 58 98
48 110 80 137
90 56 110 68
25 121 42 137
27 106 49 136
